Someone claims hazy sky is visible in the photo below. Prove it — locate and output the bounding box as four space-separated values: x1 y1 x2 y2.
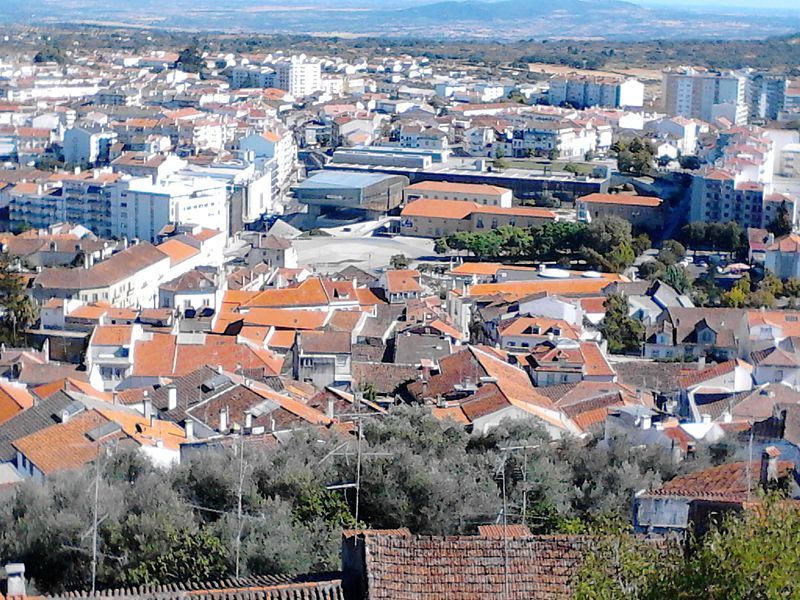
639 0 800 8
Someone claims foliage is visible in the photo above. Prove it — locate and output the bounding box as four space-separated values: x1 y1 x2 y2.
599 294 644 354
661 264 693 295
612 138 654 176
645 495 800 599
767 201 793 237
637 260 664 281
389 254 410 269
680 221 744 253
0 253 38 345
574 516 676 600
0 410 735 595
34 44 66 65
721 275 750 308
580 217 636 273
656 240 686 266
177 46 204 73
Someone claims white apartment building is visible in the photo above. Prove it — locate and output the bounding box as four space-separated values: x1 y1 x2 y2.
663 67 748 124
272 56 322 97
548 75 644 110
184 160 280 224
63 126 118 167
506 120 602 159
111 174 229 243
780 144 800 178
239 128 297 190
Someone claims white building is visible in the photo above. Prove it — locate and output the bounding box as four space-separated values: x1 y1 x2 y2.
111 174 229 242
548 75 644 110
663 67 748 124
63 127 118 167
272 56 322 97
239 128 297 190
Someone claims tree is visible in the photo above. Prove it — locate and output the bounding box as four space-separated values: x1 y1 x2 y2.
721 275 751 308
613 138 654 176
0 254 38 345
637 260 664 281
433 238 450 254
580 217 636 273
177 46 204 74
680 222 708 251
656 240 686 266
662 264 693 294
767 201 793 237
599 294 645 354
390 254 410 269
645 495 800 599
632 233 651 256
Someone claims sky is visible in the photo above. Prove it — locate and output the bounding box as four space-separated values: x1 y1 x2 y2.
639 0 800 8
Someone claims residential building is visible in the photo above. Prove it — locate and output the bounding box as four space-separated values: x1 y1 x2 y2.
548 75 644 109
663 67 748 124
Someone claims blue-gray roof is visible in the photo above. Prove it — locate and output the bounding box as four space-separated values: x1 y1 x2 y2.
296 170 397 190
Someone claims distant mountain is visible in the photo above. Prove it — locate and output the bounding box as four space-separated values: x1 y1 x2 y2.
400 0 639 22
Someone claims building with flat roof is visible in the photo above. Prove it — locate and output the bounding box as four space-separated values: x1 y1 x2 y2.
324 156 608 202
293 170 408 227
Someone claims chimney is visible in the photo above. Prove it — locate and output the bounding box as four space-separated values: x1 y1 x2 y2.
143 393 152 420
149 414 157 428
5 563 26 598
185 420 194 440
216 364 224 374
244 411 253 429
327 398 335 419
219 407 228 432
112 391 119 405
640 414 652 430
697 356 706 371
167 385 177 411
700 413 711 424
760 446 781 489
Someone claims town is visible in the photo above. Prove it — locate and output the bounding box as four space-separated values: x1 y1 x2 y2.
0 20 798 600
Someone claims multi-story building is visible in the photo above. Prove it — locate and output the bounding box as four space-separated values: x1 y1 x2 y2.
663 67 748 124
576 193 663 230
506 120 599 159
272 56 322 98
239 127 297 190
111 174 229 243
62 126 118 167
548 75 644 110
746 73 787 121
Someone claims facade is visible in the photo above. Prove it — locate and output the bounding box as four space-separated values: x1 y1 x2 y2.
111 174 229 243
576 193 663 230
403 181 513 208
548 75 644 109
62 126 118 167
663 67 748 124
400 198 556 238
294 170 409 224
238 129 297 190
273 56 322 97
765 234 800 279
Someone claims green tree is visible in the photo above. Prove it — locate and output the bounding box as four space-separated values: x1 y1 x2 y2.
637 260 664 281
662 264 693 294
656 240 686 266
680 222 707 251
646 496 800 599
722 275 751 308
0 254 38 345
433 237 450 254
580 217 636 273
390 254 410 269
599 294 645 354
613 138 654 176
767 201 793 237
